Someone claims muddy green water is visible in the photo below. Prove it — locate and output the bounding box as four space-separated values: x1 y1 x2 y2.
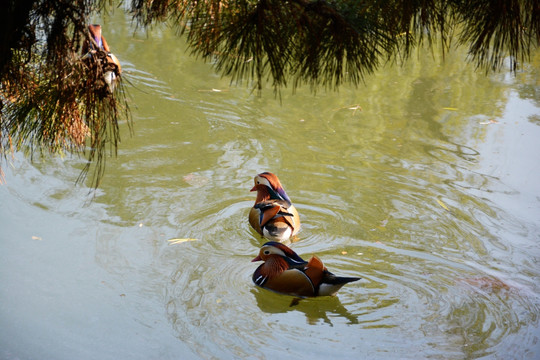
1 12 540 360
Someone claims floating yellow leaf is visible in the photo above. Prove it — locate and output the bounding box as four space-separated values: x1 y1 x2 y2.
479 119 499 125
436 199 450 211
341 251 348 255
31 236 42 241
334 104 363 115
168 238 198 245
197 88 228 93
443 107 458 111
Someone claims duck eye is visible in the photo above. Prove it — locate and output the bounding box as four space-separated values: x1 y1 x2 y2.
263 250 270 255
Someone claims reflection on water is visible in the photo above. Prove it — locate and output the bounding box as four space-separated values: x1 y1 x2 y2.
251 289 361 325
1 13 540 360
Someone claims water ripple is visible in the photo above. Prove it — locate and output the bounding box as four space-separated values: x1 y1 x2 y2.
157 189 540 359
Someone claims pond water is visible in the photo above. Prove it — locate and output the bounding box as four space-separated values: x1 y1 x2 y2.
1 12 540 360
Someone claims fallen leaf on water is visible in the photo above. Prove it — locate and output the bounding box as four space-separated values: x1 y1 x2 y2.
436 199 450 212
443 107 458 111
31 236 42 241
479 119 499 125
168 238 198 245
341 251 348 255
197 88 229 93
334 104 363 115
347 105 362 115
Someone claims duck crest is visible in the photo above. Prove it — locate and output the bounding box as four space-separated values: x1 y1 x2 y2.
265 241 306 265
258 172 292 205
259 172 282 190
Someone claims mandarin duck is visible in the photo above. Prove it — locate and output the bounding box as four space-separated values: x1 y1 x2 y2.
249 172 300 242
252 242 360 297
81 24 122 93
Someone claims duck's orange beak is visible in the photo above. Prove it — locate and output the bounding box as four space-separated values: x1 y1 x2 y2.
251 255 262 262
250 186 257 192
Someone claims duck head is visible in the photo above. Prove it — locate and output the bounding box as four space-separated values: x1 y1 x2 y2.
87 24 110 52
251 172 292 205
251 241 307 265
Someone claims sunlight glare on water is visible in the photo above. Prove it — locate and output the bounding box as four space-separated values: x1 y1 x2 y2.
1 12 540 360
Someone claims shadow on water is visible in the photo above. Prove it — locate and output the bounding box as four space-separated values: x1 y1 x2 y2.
251 288 362 326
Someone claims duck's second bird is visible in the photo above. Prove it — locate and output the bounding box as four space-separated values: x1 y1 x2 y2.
252 242 360 297
249 172 300 242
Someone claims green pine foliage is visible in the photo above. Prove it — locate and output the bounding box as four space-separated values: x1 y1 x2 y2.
1 0 538 186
